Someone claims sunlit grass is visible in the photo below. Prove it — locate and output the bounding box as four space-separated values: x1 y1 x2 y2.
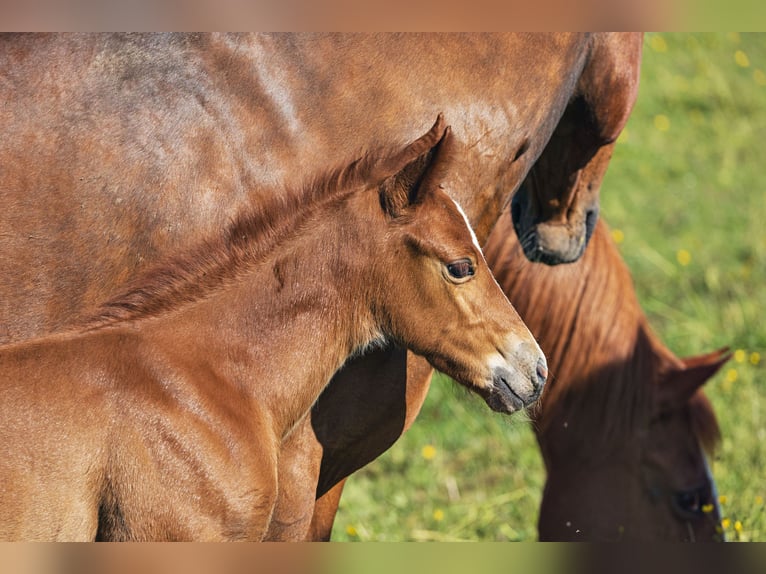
333 33 766 541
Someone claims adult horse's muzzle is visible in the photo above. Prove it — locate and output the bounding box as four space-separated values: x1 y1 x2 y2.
485 357 547 414
511 185 599 266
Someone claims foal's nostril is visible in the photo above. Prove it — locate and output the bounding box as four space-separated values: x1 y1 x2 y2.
535 358 548 389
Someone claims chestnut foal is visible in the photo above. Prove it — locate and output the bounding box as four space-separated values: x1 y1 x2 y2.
0 118 545 541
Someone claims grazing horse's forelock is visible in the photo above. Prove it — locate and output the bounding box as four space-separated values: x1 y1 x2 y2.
83 121 453 329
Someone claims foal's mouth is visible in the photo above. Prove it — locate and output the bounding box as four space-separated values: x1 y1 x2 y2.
484 366 544 414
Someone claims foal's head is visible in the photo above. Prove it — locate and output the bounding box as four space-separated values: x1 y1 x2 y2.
364 116 547 414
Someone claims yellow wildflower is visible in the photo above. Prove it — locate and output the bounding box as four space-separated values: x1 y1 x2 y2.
734 521 743 533
724 369 738 384
649 35 667 53
721 518 731 530
676 249 691 266
719 495 728 505
750 352 761 366
735 50 750 68
701 504 715 514
734 349 746 363
346 525 358 537
421 444 437 460
433 509 445 522
654 114 671 132
756 495 764 505
611 229 625 244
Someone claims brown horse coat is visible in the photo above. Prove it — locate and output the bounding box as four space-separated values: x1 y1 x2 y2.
0 33 642 343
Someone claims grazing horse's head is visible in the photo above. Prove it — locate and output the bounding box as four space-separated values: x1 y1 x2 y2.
368 116 547 414
511 33 642 265
486 214 726 541
537 347 728 542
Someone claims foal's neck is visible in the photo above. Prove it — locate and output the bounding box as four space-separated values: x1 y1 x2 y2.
155 190 384 437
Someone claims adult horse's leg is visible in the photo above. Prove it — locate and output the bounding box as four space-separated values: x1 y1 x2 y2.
510 33 642 264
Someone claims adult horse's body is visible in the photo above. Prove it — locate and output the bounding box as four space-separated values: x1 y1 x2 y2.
0 33 642 539
0 120 546 541
0 33 641 343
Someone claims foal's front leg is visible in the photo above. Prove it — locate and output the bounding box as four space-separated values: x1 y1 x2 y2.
263 415 323 540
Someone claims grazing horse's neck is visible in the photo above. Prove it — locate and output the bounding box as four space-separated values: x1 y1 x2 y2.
145 190 383 438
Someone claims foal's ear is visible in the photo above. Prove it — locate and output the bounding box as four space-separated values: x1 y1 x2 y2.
656 347 731 409
378 114 455 218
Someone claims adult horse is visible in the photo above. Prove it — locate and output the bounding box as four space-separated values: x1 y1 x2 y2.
485 214 726 541
0 119 547 541
0 33 642 538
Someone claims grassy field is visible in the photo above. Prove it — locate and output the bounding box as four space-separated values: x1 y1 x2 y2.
331 33 766 542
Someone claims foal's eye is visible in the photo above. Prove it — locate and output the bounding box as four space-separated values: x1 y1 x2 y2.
446 259 475 281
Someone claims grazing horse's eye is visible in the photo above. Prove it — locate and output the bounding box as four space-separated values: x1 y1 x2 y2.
673 486 712 519
446 259 475 282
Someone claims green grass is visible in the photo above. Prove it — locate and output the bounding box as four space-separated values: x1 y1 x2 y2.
332 33 766 542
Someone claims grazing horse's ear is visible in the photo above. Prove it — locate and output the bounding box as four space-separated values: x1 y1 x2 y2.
656 348 732 409
378 114 455 218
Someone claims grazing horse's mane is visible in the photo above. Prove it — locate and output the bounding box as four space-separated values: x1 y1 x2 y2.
82 118 450 329
488 217 721 458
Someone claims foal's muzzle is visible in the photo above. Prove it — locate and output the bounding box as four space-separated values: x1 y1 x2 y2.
486 357 547 414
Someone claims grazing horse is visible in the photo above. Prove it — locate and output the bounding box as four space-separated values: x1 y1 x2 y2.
0 119 546 541
0 33 641 539
485 214 727 541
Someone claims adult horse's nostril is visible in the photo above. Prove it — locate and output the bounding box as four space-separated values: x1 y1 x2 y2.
536 358 548 389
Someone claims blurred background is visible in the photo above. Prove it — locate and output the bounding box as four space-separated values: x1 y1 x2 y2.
332 33 766 542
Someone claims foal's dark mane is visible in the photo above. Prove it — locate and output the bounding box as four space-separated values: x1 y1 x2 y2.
488 217 720 458
82 120 448 329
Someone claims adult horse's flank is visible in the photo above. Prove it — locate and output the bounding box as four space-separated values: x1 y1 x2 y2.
486 214 726 541
0 119 546 541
